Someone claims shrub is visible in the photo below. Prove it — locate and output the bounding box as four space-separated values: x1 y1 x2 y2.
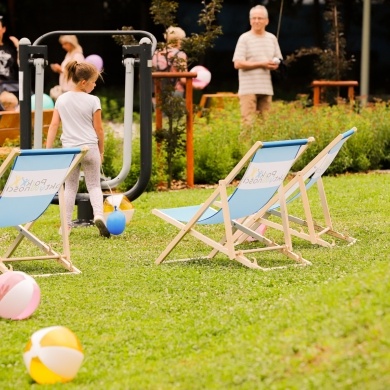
56 98 389 186
99 96 125 123
189 100 390 184
116 136 160 193
2 100 389 193
193 103 244 183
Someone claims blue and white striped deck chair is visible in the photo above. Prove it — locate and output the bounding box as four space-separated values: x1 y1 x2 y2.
152 138 314 271
0 147 88 276
237 128 357 248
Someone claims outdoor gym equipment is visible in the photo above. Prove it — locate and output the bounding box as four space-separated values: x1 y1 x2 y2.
18 30 156 225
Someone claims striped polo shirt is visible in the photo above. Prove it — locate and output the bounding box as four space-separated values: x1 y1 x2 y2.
233 31 282 96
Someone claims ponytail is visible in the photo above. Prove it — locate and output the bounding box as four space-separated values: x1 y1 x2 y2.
65 60 102 83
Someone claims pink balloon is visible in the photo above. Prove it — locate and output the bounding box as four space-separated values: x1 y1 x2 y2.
0 271 41 320
190 65 212 90
85 54 104 72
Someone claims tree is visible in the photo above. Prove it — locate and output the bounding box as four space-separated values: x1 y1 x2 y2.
114 1 223 188
149 0 223 188
315 0 353 81
283 0 355 103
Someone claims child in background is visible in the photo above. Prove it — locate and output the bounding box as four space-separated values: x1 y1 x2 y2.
0 90 19 111
46 60 110 238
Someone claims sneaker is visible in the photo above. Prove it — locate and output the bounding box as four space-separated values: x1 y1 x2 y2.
94 216 111 238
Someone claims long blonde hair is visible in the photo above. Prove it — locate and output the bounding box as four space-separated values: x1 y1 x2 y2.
59 35 83 54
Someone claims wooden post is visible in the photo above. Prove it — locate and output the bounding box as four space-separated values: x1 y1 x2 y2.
152 71 197 188
155 79 163 133
185 77 194 188
312 85 321 106
347 86 355 102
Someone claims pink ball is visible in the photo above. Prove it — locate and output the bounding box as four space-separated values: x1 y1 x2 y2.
85 54 104 72
0 271 41 320
191 65 212 90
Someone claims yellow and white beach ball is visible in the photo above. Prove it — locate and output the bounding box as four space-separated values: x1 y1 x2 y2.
104 194 134 224
23 326 84 385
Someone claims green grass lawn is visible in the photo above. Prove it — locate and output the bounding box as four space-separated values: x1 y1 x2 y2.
0 173 389 389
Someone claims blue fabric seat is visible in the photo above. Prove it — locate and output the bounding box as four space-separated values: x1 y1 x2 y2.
0 147 87 276
152 138 314 271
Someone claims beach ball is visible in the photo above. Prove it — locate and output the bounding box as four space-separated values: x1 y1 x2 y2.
104 194 134 224
106 207 126 235
85 54 104 72
31 94 55 110
191 65 212 90
23 326 84 385
0 271 40 320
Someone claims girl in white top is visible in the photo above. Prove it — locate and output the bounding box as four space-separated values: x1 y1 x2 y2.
46 60 110 238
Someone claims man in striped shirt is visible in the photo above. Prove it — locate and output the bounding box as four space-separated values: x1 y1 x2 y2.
233 5 282 127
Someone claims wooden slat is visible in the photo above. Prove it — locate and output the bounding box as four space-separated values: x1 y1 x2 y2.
0 109 54 146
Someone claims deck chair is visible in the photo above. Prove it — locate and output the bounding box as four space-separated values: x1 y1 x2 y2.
0 147 88 276
152 138 314 271
237 128 357 248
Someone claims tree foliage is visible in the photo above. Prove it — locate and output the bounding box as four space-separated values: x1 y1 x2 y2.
150 0 223 67
149 0 223 188
284 0 354 86
112 1 224 188
315 0 354 80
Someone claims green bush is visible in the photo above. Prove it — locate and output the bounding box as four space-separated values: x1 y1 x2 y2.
101 126 122 179
189 100 390 184
193 105 244 183
99 96 125 123
116 136 160 193
121 99 390 189
2 100 390 193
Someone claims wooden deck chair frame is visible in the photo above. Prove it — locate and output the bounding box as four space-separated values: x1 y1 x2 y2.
152 138 314 271
0 147 88 276
237 128 357 248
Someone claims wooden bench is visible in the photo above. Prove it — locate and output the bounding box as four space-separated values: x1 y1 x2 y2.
197 92 238 117
311 81 359 106
0 109 54 146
